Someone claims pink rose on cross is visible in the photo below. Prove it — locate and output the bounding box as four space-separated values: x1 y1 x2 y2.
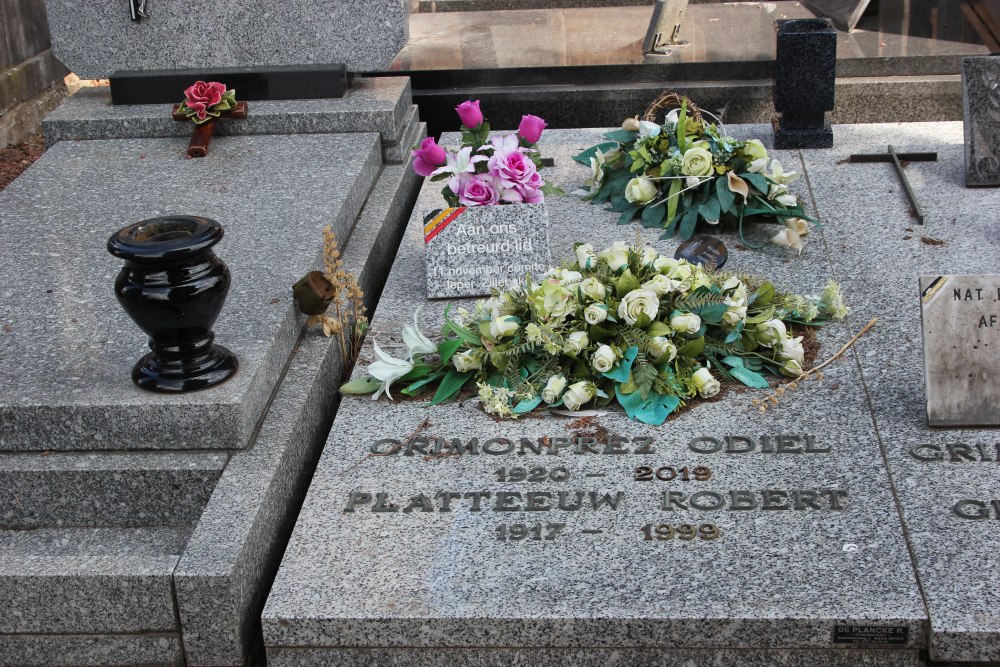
184 81 227 120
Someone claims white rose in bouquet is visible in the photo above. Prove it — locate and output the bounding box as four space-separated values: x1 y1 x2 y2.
541 374 568 404
584 303 608 325
562 381 596 411
642 274 680 296
624 177 659 205
670 312 702 334
692 366 721 398
591 344 618 373
618 289 660 326
575 243 597 270
579 277 607 302
755 319 786 347
489 316 519 339
777 335 805 365
598 241 631 272
452 349 481 372
647 336 677 362
563 330 590 355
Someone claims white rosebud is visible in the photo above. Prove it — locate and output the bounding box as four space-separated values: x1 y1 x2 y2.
598 241 631 273
653 256 679 273
579 277 607 302
541 374 568 404
622 117 641 132
647 336 677 362
452 349 481 373
756 319 786 347
642 274 680 296
777 335 805 365
489 316 519 339
575 243 597 270
624 177 659 205
692 366 721 398
559 269 583 284
563 330 590 355
641 247 659 266
584 303 608 325
686 175 703 189
591 344 617 373
670 312 702 334
618 289 660 326
780 358 805 377
722 304 747 326
562 381 596 411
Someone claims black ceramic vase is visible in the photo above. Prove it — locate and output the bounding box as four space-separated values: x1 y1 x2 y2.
107 215 238 392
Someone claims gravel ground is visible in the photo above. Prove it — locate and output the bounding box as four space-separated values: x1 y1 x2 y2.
0 133 45 192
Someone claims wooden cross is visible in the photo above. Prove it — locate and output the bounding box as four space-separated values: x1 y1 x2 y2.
171 102 248 158
848 145 937 224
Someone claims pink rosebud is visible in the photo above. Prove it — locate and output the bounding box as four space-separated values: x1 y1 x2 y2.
449 173 499 207
518 114 547 144
411 137 448 177
184 81 226 109
455 100 483 129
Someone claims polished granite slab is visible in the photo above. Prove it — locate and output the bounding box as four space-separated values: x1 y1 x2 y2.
263 126 931 665
0 132 381 452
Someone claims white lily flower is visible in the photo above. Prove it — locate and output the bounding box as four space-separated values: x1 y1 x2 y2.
768 159 800 185
775 193 798 207
367 341 414 401
748 157 769 174
402 306 437 358
429 145 487 178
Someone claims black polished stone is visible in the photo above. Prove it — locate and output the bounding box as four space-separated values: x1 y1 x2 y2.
108 216 238 393
773 18 837 149
109 64 348 105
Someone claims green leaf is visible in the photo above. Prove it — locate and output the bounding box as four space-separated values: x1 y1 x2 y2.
589 323 615 342
572 142 620 165
512 396 543 415
603 129 639 143
615 269 640 295
640 203 666 228
430 368 474 405
437 338 463 364
632 358 659 399
750 282 775 306
677 336 705 358
618 205 639 225
604 346 639 382
648 321 671 337
442 307 481 345
676 98 688 154
742 172 769 194
679 206 699 240
339 376 381 395
666 178 682 224
699 197 721 224
729 365 770 389
694 302 728 324
615 386 680 425
398 364 435 383
401 370 446 396
717 176 736 215
721 356 746 368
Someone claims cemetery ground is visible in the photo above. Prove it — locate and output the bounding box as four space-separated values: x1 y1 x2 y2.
0 134 44 192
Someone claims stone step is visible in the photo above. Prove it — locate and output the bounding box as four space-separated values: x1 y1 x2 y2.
0 451 227 529
0 526 189 635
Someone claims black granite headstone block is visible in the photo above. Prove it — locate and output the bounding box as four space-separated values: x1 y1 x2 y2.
773 18 837 149
961 55 1000 187
109 64 348 105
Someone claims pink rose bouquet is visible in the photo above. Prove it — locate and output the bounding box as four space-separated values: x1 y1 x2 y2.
411 100 562 207
176 81 238 125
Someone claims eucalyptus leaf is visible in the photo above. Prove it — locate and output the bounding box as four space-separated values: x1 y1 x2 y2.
641 203 666 228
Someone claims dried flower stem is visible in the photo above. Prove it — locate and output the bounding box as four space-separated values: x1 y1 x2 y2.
315 226 368 366
752 318 877 412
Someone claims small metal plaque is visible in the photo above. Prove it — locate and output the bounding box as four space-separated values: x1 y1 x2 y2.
920 275 1000 426
423 204 552 299
833 625 909 645
674 235 728 268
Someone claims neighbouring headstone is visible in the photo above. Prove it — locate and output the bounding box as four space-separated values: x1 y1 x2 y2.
43 0 409 79
919 274 1000 426
773 19 836 150
801 0 871 32
961 55 1000 187
424 204 552 299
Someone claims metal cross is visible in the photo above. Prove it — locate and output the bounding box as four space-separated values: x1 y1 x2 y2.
129 0 148 21
847 145 937 224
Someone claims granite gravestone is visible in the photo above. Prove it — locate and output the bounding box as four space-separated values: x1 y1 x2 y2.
773 19 836 150
962 55 1000 187
424 204 551 299
263 128 928 667
919 274 1000 426
43 0 409 79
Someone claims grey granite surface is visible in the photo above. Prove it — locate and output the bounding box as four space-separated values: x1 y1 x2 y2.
0 451 227 528
961 56 1000 187
0 632 182 667
0 526 189 633
268 647 923 666
44 0 408 79
797 121 1000 662
174 158 421 666
383 105 424 164
0 132 381 452
262 127 926 662
43 78 413 150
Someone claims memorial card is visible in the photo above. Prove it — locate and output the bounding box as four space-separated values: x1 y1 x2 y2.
920 274 1000 426
423 204 552 299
